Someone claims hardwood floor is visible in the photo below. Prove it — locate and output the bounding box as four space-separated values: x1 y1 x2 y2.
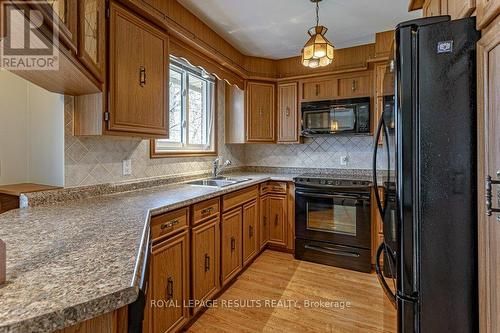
187 250 396 333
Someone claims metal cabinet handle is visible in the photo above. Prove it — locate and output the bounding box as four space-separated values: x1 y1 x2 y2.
166 277 173 300
486 175 500 216
139 66 146 87
201 207 214 215
259 107 263 117
160 219 179 230
204 253 210 272
285 107 290 117
315 84 320 96
230 237 236 251
274 215 279 226
352 80 356 91
249 225 254 238
263 216 267 226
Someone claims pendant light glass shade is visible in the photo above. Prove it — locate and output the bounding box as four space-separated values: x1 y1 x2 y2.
301 1 334 68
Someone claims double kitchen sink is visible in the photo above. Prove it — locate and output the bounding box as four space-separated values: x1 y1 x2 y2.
185 177 252 188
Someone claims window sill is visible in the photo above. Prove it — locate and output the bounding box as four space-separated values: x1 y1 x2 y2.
150 142 218 158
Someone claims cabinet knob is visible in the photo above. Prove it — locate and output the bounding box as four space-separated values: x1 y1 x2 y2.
230 237 236 251
160 219 179 230
166 277 173 300
139 66 146 87
204 253 210 272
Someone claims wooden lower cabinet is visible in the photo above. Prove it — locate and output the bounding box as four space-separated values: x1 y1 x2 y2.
269 195 287 247
149 231 190 333
259 195 270 249
191 218 220 315
242 199 259 265
221 208 243 286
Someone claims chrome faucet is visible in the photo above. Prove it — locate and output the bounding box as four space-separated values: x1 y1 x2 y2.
212 157 232 178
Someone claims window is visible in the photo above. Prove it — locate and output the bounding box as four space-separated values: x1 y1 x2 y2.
152 57 216 157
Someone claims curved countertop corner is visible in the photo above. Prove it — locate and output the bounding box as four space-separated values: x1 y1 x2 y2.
0 173 297 333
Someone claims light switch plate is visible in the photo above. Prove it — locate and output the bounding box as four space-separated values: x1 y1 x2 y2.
122 159 132 176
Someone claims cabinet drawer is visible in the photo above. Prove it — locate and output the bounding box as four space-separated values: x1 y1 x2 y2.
151 207 189 241
223 185 259 212
192 198 220 225
268 181 287 194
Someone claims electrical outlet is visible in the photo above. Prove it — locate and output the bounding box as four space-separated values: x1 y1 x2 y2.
122 159 132 176
340 155 349 166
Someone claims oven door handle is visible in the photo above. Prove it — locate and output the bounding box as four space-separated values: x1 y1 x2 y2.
304 244 360 258
295 191 368 201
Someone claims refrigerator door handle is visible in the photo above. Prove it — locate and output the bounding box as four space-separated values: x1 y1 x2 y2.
372 112 391 217
375 243 397 308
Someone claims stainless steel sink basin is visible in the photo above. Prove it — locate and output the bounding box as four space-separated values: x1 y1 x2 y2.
186 177 251 188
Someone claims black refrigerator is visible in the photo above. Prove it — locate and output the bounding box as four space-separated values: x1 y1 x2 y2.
372 16 480 333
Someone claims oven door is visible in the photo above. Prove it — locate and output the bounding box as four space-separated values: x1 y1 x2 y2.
295 189 371 249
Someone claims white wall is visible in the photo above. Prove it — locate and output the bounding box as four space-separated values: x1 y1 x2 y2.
0 70 64 186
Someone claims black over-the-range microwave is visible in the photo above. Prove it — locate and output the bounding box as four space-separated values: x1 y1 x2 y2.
301 97 370 136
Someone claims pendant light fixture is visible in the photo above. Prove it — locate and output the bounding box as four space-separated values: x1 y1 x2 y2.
301 0 334 68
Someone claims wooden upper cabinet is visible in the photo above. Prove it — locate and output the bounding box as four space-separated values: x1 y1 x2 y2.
302 78 335 101
277 82 299 143
246 82 275 142
423 0 442 16
78 0 106 82
108 2 169 137
150 231 190 333
191 218 220 315
39 0 78 51
269 195 287 247
221 208 243 286
242 200 259 266
337 73 372 98
477 0 500 29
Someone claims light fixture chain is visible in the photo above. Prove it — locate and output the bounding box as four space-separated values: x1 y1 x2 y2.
316 1 319 27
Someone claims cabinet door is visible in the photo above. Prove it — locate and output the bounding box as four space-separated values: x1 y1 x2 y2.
247 82 275 142
191 218 220 315
269 195 287 247
260 195 270 249
109 2 169 137
221 208 242 286
302 79 335 101
477 17 500 333
43 0 78 51
477 0 500 29
242 200 259 266
423 0 442 16
337 73 372 98
150 231 189 333
277 83 299 143
78 0 105 82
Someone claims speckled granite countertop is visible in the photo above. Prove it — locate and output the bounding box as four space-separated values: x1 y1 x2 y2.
0 168 383 333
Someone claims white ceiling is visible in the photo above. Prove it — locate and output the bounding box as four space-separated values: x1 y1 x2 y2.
178 0 421 59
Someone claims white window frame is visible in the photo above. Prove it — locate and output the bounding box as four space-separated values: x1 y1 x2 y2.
152 57 217 157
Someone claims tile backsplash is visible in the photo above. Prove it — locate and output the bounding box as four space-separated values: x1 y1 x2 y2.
64 82 380 187
64 82 245 187
244 136 376 169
